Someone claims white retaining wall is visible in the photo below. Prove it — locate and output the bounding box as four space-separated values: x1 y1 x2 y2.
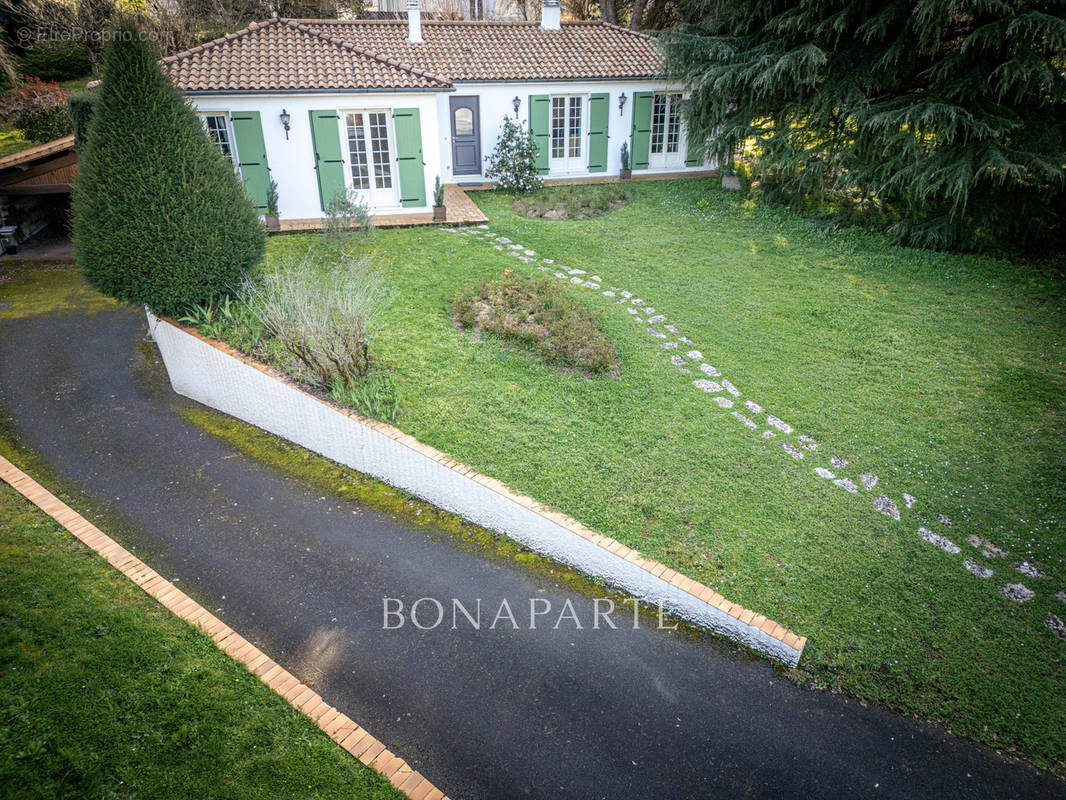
148 312 804 667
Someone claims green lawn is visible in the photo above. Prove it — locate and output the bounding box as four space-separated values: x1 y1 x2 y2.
264 180 1065 773
0 127 34 158
0 479 406 799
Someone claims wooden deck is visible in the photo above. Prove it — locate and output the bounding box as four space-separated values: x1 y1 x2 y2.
458 169 718 191
278 183 487 233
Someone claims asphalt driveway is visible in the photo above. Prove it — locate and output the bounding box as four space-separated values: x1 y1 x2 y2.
1 306 1062 800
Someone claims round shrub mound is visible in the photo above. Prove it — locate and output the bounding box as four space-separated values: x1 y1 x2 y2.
73 26 264 317
452 271 616 374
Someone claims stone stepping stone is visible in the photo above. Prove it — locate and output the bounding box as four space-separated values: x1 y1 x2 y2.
830 456 848 468
733 412 757 430
834 477 859 493
814 467 835 479
497 237 511 243
610 286 622 291
543 258 555 264
603 290 616 297
494 245 504 250
1045 613 1066 640
937 513 952 526
767 415 793 434
999 583 1034 602
621 291 633 298
671 355 686 366
582 281 600 289
553 271 567 278
721 379 740 397
860 472 878 490
648 315 666 324
538 266 549 271
693 379 722 393
1057 590 1066 605
627 307 639 315
631 298 644 305
714 396 734 409
903 493 917 508
745 400 763 414
662 342 678 349
874 496 900 520
664 324 678 333
797 435 818 451
590 275 602 282
679 337 694 345
687 351 704 361
762 429 776 438
569 268 587 275
508 243 523 249
519 257 534 262
963 558 994 578
570 277 584 284
648 328 667 338
918 526 959 553
477 224 489 229
524 249 537 256
966 534 1007 558
1013 561 1047 579
780 442 804 459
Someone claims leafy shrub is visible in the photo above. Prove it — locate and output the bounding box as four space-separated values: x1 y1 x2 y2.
178 295 263 353
18 41 92 82
324 187 373 242
239 249 391 389
72 25 264 317
452 271 616 374
331 370 400 423
0 76 71 142
485 116 542 194
67 89 97 150
513 183 632 220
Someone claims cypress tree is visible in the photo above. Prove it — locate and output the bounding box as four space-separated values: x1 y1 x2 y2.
660 0 1066 252
73 25 264 315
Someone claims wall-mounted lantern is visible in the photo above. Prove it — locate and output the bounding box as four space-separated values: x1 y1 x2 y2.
279 108 292 140
618 92 627 117
512 96 521 118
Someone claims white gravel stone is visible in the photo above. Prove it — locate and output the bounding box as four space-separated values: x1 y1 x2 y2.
918 526 959 553
999 583 1034 602
903 493 917 508
648 314 666 324
721 379 740 397
814 467 835 479
874 496 900 520
732 412 757 430
766 415 793 434
762 430 776 439
1013 561 1047 579
830 456 848 469
834 477 859 493
693 380 723 393
963 558 994 578
714 396 734 409
937 513 952 526
860 472 878 490
780 442 804 459
744 400 763 414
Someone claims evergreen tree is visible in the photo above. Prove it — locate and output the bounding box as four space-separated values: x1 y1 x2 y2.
73 24 264 315
660 1 1066 251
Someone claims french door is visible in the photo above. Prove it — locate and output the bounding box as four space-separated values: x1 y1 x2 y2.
549 95 585 173
343 110 399 206
649 93 685 169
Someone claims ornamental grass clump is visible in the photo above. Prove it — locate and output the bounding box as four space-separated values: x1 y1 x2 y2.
240 250 391 389
452 271 616 374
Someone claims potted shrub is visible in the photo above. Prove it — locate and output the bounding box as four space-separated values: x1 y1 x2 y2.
265 178 281 231
432 176 446 221
619 141 631 181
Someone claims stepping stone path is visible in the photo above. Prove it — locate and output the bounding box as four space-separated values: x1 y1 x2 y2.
1047 614 1066 640
446 226 1062 634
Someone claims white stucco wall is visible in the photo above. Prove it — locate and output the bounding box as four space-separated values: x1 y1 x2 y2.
188 91 443 220
148 311 804 668
439 80 718 182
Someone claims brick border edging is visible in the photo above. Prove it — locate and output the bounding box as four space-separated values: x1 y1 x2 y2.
149 312 807 666
0 454 452 800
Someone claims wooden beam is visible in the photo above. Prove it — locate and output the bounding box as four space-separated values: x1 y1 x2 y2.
0 184 73 195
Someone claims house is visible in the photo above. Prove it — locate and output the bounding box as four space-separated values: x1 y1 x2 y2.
164 1 715 225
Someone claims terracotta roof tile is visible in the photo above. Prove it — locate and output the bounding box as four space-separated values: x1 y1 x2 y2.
164 19 451 92
165 18 661 92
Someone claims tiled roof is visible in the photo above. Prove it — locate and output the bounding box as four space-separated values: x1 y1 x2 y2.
163 19 452 92
0 135 75 171
164 18 661 92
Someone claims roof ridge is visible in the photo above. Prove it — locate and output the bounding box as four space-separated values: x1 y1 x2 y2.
599 20 657 41
162 17 284 64
280 19 452 87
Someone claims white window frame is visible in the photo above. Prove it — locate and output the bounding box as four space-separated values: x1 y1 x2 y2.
339 108 401 209
548 94 588 175
199 111 238 167
648 92 688 170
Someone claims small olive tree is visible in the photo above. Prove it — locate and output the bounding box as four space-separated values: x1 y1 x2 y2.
485 116 542 194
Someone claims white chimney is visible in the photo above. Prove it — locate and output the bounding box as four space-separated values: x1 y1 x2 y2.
406 0 423 44
540 0 560 30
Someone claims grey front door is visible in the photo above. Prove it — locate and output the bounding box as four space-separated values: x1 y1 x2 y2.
449 96 481 176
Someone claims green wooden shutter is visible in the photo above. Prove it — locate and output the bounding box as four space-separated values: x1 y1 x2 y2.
685 116 704 167
528 94 550 175
309 110 346 211
230 111 270 212
630 91 653 171
587 93 609 173
394 108 426 208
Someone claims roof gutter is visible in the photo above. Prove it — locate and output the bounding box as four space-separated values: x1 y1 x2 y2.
182 86 454 96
